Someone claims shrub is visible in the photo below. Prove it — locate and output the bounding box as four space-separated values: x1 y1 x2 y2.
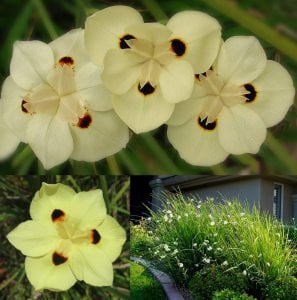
189 265 247 300
212 289 255 300
264 276 297 300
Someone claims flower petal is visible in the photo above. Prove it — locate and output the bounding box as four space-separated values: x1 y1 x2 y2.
85 5 143 65
217 36 267 85
247 60 295 127
167 10 221 73
168 116 228 166
112 83 175 133
10 41 54 90
30 183 76 222
96 215 126 262
218 105 267 155
159 60 194 103
1 77 31 142
26 114 73 169
69 245 113 286
70 189 106 230
70 110 129 161
25 253 76 291
76 63 112 111
102 49 143 95
7 220 58 257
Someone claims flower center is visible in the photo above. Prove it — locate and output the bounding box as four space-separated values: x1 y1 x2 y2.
22 58 86 124
195 69 249 126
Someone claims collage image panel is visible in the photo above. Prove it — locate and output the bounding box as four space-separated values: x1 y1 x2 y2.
0 175 129 299
130 175 297 300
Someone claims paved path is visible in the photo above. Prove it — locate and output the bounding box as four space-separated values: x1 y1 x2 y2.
131 256 185 300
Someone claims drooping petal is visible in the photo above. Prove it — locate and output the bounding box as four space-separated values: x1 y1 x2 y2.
247 60 295 127
25 253 76 291
76 63 112 111
30 183 76 222
7 220 58 257
96 215 126 262
1 77 31 142
49 29 90 71
85 5 143 65
69 244 113 286
10 41 54 90
102 49 143 95
69 189 106 230
159 60 194 103
167 116 228 166
0 107 20 159
218 105 267 155
70 110 129 161
216 36 267 85
26 114 73 169
112 83 175 133
167 10 221 73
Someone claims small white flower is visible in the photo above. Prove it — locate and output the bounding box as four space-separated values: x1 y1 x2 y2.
266 262 270 267
160 255 166 259
148 231 153 234
164 244 170 252
173 241 178 246
227 202 232 206
210 221 215 226
197 205 201 209
216 247 222 251
213 233 218 237
172 249 178 255
243 270 247 276
240 213 245 216
203 258 210 264
178 263 184 268
208 214 213 219
164 215 169 222
147 217 152 221
222 261 228 266
223 220 228 225
169 213 173 218
195 263 199 267
193 243 197 247
184 213 189 217
207 246 212 251
167 210 172 214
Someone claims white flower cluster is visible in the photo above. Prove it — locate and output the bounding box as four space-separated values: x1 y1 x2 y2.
0 5 294 168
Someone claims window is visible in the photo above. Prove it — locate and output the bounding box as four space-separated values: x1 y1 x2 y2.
273 183 283 220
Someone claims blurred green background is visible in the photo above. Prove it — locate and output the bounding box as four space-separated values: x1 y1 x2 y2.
0 175 130 299
0 0 296 175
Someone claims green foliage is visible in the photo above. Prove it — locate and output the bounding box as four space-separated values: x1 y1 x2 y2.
130 262 166 300
212 289 256 300
189 265 247 299
264 276 297 300
0 176 130 300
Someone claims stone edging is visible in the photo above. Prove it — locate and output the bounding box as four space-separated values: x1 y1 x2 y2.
131 256 185 300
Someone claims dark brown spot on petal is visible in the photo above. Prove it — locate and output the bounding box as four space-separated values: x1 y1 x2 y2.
91 229 101 244
21 100 29 113
51 209 65 222
195 66 213 81
198 117 217 130
77 113 92 129
119 34 135 49
52 252 68 265
244 83 257 103
59 56 74 66
171 39 186 57
138 82 155 96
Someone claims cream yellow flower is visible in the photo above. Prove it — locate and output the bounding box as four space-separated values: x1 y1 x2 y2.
7 183 126 291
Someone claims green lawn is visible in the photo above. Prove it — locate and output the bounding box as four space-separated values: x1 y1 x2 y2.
131 262 167 300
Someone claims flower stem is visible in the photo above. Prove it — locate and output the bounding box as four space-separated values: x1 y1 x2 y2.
199 0 297 62
140 0 168 22
106 156 122 175
32 0 59 40
110 178 130 210
99 175 110 212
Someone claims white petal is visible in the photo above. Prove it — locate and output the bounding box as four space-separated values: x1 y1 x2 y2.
217 36 267 85
1 77 31 142
248 60 295 127
218 105 267 155
76 63 112 111
26 115 73 169
25 254 76 291
7 220 58 257
49 29 89 71
102 49 143 95
69 245 113 286
96 215 126 262
159 60 194 103
85 5 143 65
0 108 20 159
70 110 129 161
112 83 175 133
168 117 228 166
70 189 106 230
167 10 221 73
10 41 54 90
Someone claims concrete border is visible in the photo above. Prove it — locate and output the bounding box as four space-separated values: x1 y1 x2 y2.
131 256 185 300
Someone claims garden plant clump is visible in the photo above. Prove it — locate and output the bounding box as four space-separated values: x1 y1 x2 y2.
131 192 297 299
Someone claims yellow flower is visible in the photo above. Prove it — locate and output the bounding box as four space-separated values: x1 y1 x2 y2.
7 183 126 291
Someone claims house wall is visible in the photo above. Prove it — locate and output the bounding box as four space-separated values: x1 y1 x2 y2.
183 178 261 209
